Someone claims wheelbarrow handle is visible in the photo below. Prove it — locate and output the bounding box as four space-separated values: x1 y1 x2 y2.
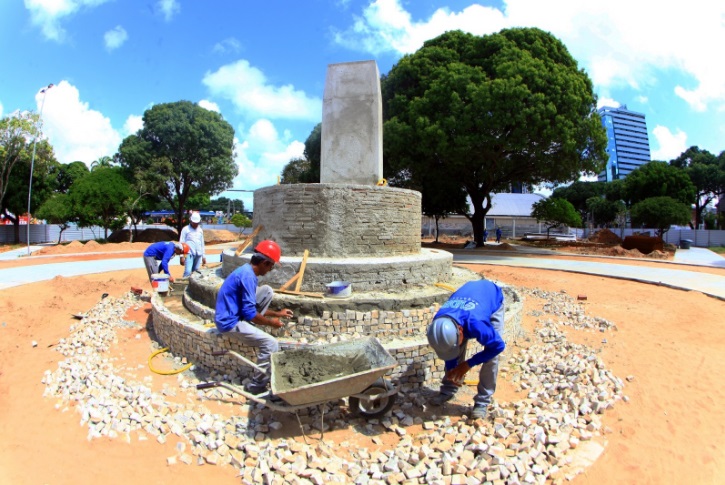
197 381 220 390
223 350 269 374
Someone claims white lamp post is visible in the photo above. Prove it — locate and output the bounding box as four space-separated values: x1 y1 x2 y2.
26 83 54 256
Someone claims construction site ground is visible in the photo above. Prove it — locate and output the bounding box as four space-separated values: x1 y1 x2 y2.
0 235 724 484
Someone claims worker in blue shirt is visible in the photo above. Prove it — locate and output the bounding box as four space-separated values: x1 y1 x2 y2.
215 240 294 395
426 279 505 419
143 241 189 284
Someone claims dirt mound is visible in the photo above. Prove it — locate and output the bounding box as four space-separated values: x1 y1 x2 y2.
204 229 242 244
109 228 178 243
588 228 622 244
496 242 516 250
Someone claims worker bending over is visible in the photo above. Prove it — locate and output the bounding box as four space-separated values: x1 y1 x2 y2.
427 279 505 419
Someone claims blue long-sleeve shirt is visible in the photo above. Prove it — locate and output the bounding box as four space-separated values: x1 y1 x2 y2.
143 241 177 276
433 280 505 370
214 263 258 332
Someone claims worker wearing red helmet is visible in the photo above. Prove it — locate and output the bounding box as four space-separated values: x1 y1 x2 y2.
214 239 294 395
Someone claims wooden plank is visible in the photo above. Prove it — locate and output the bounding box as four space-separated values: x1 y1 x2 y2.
294 249 309 292
279 272 300 291
276 289 325 298
235 225 263 256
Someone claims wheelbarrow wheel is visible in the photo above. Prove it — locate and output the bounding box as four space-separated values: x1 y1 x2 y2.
348 378 396 418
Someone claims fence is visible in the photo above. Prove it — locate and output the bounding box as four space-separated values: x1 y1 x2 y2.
0 223 246 245
3 221 725 248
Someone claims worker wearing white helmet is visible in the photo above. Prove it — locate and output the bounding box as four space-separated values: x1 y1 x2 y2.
179 211 206 277
426 279 505 419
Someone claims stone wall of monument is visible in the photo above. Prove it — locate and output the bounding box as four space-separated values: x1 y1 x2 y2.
253 184 421 257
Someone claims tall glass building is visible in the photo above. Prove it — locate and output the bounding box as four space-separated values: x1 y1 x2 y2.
597 105 651 182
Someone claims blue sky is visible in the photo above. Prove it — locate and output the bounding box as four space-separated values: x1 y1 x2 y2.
1 0 723 209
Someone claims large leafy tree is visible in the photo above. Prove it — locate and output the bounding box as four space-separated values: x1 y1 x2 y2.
117 101 237 233
630 196 691 239
669 146 725 228
552 180 607 223
623 161 696 207
281 123 321 184
382 28 607 246
0 126 57 243
68 166 135 238
36 193 73 243
1 112 42 209
56 161 89 193
531 197 582 236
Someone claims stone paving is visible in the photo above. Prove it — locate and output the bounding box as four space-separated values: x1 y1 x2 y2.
42 286 624 484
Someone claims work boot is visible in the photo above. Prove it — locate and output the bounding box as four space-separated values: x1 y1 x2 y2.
429 392 455 406
244 382 268 396
471 405 488 420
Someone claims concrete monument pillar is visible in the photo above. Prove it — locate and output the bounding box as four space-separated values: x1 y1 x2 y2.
320 60 383 185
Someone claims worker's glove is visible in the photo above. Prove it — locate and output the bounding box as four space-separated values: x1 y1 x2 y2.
445 361 471 386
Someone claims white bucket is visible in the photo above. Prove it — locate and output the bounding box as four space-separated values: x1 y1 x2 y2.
326 281 352 298
151 273 170 293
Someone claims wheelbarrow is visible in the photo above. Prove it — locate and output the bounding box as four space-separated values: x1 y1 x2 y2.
197 337 398 419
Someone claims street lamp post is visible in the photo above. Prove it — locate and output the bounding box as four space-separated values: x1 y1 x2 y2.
26 83 54 256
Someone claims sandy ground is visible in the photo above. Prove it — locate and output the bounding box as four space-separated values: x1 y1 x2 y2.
0 241 724 484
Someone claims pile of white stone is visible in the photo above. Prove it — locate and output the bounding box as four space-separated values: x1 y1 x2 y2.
42 289 625 484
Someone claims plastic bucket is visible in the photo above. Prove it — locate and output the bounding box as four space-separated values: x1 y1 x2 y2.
326 281 352 298
151 273 170 292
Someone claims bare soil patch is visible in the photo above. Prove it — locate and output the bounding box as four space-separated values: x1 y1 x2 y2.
0 251 724 484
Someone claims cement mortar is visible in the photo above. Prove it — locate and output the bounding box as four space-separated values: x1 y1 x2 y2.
219 247 453 293
273 350 368 390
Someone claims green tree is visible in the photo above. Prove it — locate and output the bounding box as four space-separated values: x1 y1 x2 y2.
90 155 114 171
209 196 244 214
1 112 41 209
630 196 691 239
0 129 57 243
623 161 696 206
117 100 237 234
230 212 252 232
669 146 725 228
552 180 607 224
382 28 607 246
281 157 312 184
531 197 582 236
36 193 73 243
68 166 135 238
56 161 89 193
281 123 321 184
586 196 625 227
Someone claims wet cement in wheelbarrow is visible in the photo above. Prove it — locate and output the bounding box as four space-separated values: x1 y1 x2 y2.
274 350 370 390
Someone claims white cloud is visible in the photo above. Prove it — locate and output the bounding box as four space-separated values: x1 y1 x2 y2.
651 125 687 161
104 25 127 51
24 0 112 42
157 0 179 22
224 119 305 209
334 0 504 55
122 114 143 136
203 60 321 121
198 99 220 113
212 37 242 55
597 97 620 109
39 81 121 165
337 0 725 112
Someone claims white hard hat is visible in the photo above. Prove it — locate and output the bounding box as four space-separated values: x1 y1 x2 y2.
190 212 201 223
427 316 460 361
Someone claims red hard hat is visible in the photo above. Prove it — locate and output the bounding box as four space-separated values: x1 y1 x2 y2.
254 239 281 263
182 243 190 255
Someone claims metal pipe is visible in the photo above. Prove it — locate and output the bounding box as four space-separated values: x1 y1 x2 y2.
26 83 54 255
